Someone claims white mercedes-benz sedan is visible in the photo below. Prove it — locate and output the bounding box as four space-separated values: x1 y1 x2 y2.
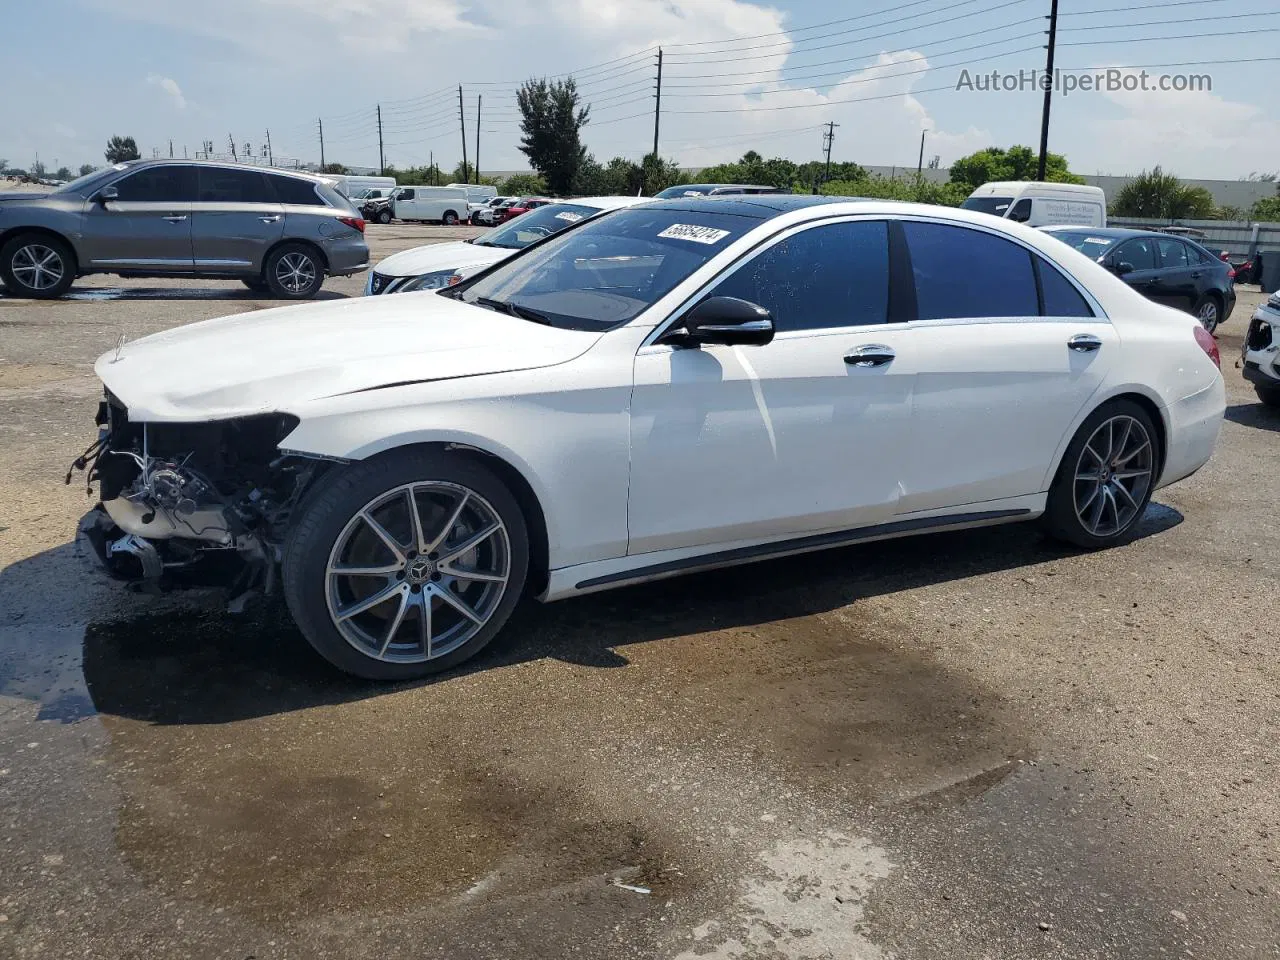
74 196 1225 679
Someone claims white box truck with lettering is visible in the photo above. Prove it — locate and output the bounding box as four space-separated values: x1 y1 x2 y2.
961 181 1107 228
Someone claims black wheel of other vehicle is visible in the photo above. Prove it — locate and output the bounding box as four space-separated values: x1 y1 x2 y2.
1193 293 1222 333
1043 400 1159 549
442 210 459 226
241 276 269 292
1256 385 1280 408
282 448 530 681
264 243 324 299
376 208 393 225
0 233 75 299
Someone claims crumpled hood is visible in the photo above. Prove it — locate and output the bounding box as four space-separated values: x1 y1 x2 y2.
96 293 599 422
374 240 512 278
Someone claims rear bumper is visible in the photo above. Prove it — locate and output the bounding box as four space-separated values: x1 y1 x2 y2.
321 234 370 276
1158 375 1226 488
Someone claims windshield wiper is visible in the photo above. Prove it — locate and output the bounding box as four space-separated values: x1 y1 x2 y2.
473 296 552 325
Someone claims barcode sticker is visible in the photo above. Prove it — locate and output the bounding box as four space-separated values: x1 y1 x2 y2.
657 223 731 245
555 211 584 222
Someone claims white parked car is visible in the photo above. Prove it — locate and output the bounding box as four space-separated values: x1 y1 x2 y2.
1243 291 1280 406
365 196 644 294
76 196 1224 680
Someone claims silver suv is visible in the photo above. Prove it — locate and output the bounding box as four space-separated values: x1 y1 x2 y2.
0 160 369 299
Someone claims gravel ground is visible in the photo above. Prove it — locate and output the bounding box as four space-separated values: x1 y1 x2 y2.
0 226 1276 959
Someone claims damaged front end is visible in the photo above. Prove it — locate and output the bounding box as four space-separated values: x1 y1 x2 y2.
71 393 333 598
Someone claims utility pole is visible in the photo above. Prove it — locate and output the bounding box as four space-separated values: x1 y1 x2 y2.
318 118 326 170
1036 0 1060 181
475 93 482 185
430 150 435 185
265 129 273 166
916 129 927 178
376 105 385 175
168 139 174 158
228 134 237 161
458 85 468 185
183 145 188 159
822 121 839 182
652 47 663 160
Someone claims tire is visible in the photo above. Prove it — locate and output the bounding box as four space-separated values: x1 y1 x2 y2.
241 277 268 292
0 232 76 299
376 208 392 225
282 448 530 681
1193 293 1222 333
1043 399 1160 550
1256 385 1280 408
442 210 459 226
264 243 325 300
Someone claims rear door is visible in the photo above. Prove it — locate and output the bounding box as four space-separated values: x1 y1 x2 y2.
897 218 1115 513
191 166 285 274
79 164 196 271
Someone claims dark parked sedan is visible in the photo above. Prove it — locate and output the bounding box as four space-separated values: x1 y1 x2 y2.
1044 226 1235 333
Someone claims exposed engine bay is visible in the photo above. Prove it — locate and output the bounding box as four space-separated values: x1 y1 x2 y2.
72 392 331 596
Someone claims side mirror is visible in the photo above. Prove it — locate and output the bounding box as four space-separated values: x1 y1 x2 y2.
663 296 775 347
96 185 118 204
1115 261 1135 276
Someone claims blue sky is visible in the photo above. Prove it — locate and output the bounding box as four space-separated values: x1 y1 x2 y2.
3 0 1277 179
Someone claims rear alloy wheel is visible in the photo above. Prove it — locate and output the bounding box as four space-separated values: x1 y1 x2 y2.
0 233 76 299
264 244 324 299
1193 294 1221 333
442 210 459 226
1044 401 1159 549
283 449 529 680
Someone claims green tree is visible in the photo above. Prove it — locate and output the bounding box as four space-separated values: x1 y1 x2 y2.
31 159 46 178
1252 194 1280 222
822 176 969 206
1111 167 1215 218
104 135 140 164
500 173 548 196
640 153 688 195
517 77 590 195
321 162 348 175
1214 204 1246 221
54 166 72 180
78 163 96 176
948 145 1083 190
697 151 798 189
0 159 8 175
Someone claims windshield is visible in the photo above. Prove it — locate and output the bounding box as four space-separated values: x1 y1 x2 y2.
458 207 759 331
1046 231 1117 260
52 164 129 195
474 202 598 250
654 184 719 199
961 196 1014 217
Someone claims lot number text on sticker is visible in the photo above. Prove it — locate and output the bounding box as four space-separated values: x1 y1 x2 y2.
658 224 731 245
555 212 584 222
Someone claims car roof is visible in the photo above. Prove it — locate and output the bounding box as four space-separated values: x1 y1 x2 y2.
115 157 327 184
1042 226 1179 241
639 194 848 219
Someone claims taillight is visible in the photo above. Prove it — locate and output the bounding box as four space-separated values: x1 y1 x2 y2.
1193 324 1220 369
1227 267 1236 280
338 215 365 234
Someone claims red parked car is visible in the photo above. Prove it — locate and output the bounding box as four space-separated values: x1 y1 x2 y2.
496 197 551 224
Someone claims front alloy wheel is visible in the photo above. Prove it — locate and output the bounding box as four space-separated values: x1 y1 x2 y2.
0 233 76 298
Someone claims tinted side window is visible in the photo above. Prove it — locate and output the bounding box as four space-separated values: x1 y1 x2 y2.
1036 258 1094 317
1157 238 1189 268
1009 198 1032 223
113 166 196 202
270 175 321 205
904 221 1038 320
1115 238 1156 271
711 220 889 332
399 189 415 200
197 167 274 203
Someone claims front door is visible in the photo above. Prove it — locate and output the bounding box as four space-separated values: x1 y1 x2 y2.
628 219 915 555
79 164 195 272
191 167 286 273
895 219 1116 512
1153 237 1199 310
1109 236 1161 302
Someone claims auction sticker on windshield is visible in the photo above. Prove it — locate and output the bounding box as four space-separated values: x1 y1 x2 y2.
658 224 731 245
556 212 583 222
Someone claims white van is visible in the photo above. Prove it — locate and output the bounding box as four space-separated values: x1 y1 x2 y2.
325 174 398 201
447 183 499 220
961 181 1106 228
391 185 470 225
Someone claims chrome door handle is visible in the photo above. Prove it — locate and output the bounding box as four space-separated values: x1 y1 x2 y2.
258 215 281 223
163 215 188 222
844 344 896 367
1068 334 1103 352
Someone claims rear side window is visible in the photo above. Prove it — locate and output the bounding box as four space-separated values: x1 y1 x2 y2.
1114 238 1156 271
903 221 1038 320
113 165 196 202
1157 238 1189 268
712 220 889 332
270 175 321 205
197 167 274 203
1036 258 1094 317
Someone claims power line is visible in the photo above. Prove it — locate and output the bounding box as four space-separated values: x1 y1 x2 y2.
1061 11 1277 32
1059 26 1280 45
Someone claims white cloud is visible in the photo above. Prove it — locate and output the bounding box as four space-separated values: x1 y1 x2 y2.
147 73 187 110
